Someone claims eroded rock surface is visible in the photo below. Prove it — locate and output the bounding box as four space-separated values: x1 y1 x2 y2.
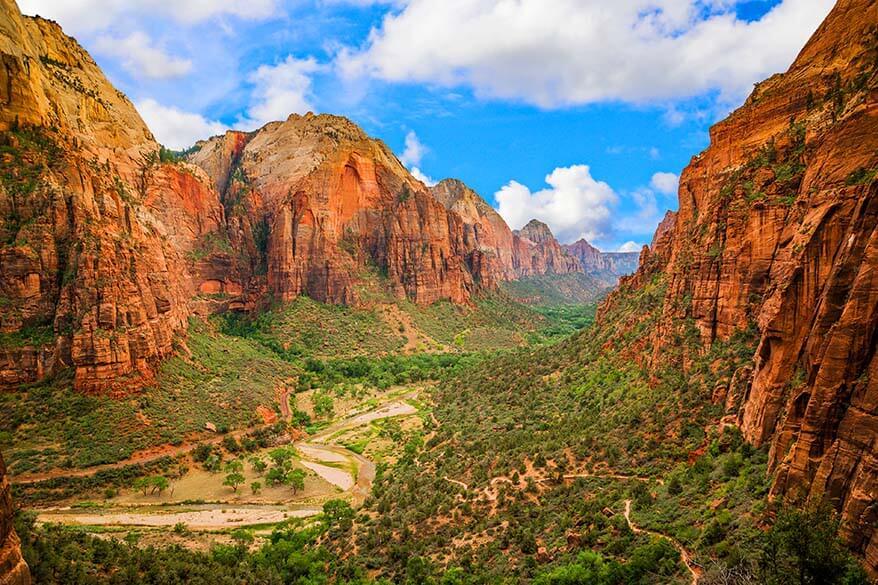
609 0 878 572
0 452 29 585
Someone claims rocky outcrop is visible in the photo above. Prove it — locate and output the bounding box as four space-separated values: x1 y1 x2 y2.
608 0 878 572
0 452 29 585
430 179 583 281
562 239 639 285
190 118 483 305
514 220 581 276
0 0 221 392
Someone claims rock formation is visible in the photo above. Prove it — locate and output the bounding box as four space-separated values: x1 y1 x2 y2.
0 0 603 393
609 0 878 572
0 0 223 393
188 119 484 305
430 179 583 280
562 238 639 285
0 452 29 585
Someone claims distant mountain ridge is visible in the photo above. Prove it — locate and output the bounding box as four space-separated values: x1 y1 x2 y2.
562 238 640 286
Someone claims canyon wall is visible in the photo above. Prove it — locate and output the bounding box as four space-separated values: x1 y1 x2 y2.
188 119 485 306
430 179 584 281
0 0 595 393
0 0 223 393
562 238 639 284
609 0 878 572
0 453 28 585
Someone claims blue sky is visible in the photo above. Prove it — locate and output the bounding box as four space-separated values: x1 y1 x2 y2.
18 0 833 251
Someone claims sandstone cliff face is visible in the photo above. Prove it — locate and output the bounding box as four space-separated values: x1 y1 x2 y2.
562 239 639 285
430 179 584 281
0 453 29 585
609 0 878 572
190 117 482 306
514 220 582 276
0 0 221 392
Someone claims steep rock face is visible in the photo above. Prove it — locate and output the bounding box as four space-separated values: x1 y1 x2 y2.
0 452 29 585
430 178 519 282
430 179 585 281
609 0 878 572
562 238 639 284
0 0 221 392
190 117 481 305
513 219 581 276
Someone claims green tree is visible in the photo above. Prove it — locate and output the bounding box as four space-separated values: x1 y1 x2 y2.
323 499 354 531
286 469 306 494
223 471 245 492
250 457 267 474
759 502 870 585
312 392 334 419
250 481 262 495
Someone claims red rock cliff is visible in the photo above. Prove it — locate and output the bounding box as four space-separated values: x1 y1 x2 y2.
189 118 486 305
562 238 640 284
0 452 29 585
430 179 585 281
608 0 878 572
0 0 222 393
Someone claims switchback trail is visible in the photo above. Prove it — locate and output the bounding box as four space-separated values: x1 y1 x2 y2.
624 499 701 585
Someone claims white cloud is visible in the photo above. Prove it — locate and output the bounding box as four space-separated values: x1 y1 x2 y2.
19 0 281 33
237 56 322 131
410 166 437 187
618 241 642 253
495 165 617 244
135 98 228 149
94 32 191 80
339 0 834 107
396 131 437 186
399 131 427 167
650 172 679 195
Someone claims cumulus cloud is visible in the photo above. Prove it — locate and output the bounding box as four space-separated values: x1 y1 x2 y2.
339 0 834 107
395 131 437 186
19 0 280 33
495 165 617 244
237 56 322 130
136 98 227 150
650 172 679 195
399 131 427 167
618 241 642 253
94 32 191 80
410 166 437 187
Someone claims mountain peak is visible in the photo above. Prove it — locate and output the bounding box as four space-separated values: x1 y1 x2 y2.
516 219 555 244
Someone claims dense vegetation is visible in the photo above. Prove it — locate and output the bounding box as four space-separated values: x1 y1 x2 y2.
6 273 872 583
16 499 868 584
0 318 298 473
317 275 871 583
500 273 609 307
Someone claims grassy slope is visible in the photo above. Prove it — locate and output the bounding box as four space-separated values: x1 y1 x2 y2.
2 290 586 474
500 272 610 306
1 319 298 473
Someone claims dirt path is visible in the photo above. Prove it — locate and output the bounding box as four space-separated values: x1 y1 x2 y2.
539 472 664 485
41 506 321 530
33 392 416 531
443 476 469 490
624 499 701 585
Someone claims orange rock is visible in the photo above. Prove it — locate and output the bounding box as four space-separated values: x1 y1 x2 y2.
0 451 30 585
604 0 878 573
